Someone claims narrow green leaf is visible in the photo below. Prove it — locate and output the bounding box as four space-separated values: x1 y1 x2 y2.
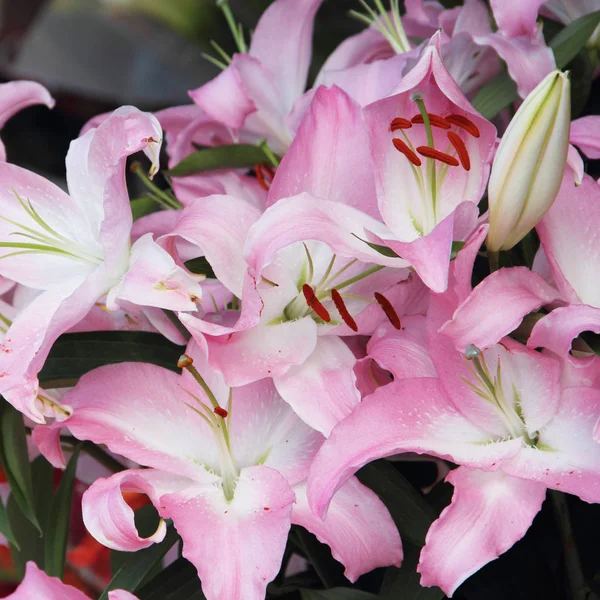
471 71 519 120
166 144 270 177
131 196 162 220
300 589 376 599
38 332 183 387
356 461 435 547
98 525 180 599
0 404 40 533
379 544 445 600
550 10 600 68
351 234 401 258
0 496 17 548
137 558 206 600
450 241 466 260
185 257 216 278
44 444 82 578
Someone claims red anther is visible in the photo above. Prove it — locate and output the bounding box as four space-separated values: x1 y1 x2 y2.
254 164 270 191
411 113 451 129
447 131 471 171
390 117 412 131
374 292 401 330
331 289 358 332
416 146 459 167
445 114 480 138
302 284 331 322
214 406 228 418
392 138 422 166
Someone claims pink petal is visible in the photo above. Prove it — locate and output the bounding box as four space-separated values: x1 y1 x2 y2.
503 386 600 503
82 469 188 551
161 194 261 298
160 465 295 600
418 467 547 596
367 315 436 379
268 86 379 218
5 561 91 600
440 266 560 352
109 593 140 600
61 362 223 482
273 336 361 436
292 478 403 581
32 424 65 468
189 60 256 129
570 115 600 158
249 0 324 113
107 234 203 312
537 173 600 306
307 378 522 518
490 0 546 37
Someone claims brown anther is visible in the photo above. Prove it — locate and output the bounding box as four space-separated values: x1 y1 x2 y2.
447 131 471 171
302 284 331 322
392 138 422 166
390 117 412 132
129 161 142 173
177 354 194 368
214 406 228 418
331 289 358 332
445 114 480 138
374 292 401 330
254 164 270 191
411 113 451 129
416 146 459 167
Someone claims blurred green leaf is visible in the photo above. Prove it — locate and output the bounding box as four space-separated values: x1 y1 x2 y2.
44 444 82 578
551 10 600 68
99 524 180 600
300 589 376 599
38 332 183 388
293 527 346 589
357 461 435 547
0 404 40 533
471 72 518 120
185 256 216 278
131 196 162 220
379 544 444 600
166 144 270 177
137 558 206 600
0 496 17 548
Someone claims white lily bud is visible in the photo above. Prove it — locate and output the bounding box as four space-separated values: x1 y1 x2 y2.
486 70 570 252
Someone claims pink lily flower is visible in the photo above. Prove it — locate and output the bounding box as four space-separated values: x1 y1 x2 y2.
0 107 203 423
189 0 324 154
307 228 600 596
475 0 556 97
0 80 55 161
35 341 402 600
6 561 137 600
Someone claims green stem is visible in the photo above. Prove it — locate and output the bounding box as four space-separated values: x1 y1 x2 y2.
414 97 437 224
131 164 182 210
259 140 280 168
62 437 126 473
218 0 247 53
551 490 587 600
488 250 500 273
329 265 385 293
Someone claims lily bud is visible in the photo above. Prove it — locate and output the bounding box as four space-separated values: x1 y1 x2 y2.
486 70 570 252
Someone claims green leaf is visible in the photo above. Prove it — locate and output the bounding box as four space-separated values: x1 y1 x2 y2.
0 496 17 548
166 144 270 177
300 589 376 599
293 527 346 589
99 524 180 600
131 196 162 220
38 332 183 387
379 544 445 600
137 558 206 600
185 256 216 278
7 457 54 577
0 403 40 533
44 444 82 578
450 241 466 260
350 234 401 258
550 10 600 68
471 71 519 120
356 461 435 547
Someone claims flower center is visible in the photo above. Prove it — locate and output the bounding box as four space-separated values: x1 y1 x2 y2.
178 354 239 502
389 98 479 234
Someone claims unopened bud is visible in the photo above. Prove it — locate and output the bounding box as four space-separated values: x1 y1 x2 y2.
486 70 570 252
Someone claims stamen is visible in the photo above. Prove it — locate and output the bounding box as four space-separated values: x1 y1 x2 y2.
254 163 272 191
331 289 358 332
390 117 412 131
411 113 451 129
392 138 422 166
416 146 459 167
447 131 471 171
374 292 401 329
177 354 193 368
445 114 480 138
214 406 229 418
302 284 331 322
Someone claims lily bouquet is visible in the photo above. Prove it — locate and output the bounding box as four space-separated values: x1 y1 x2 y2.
0 0 599 598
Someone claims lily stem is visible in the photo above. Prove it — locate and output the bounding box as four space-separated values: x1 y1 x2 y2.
550 490 587 600
488 250 500 273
